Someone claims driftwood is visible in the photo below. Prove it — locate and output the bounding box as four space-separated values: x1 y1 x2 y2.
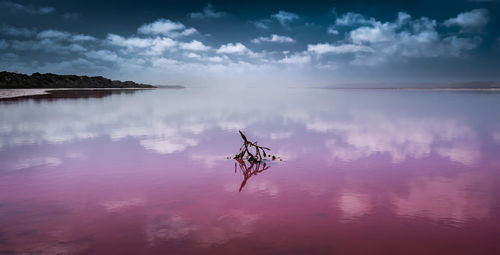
233 130 271 162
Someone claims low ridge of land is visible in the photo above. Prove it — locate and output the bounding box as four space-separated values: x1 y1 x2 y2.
0 71 160 89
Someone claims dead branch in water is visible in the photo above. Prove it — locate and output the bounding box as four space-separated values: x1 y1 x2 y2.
233 130 271 163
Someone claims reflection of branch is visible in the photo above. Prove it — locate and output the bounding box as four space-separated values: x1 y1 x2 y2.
234 159 271 192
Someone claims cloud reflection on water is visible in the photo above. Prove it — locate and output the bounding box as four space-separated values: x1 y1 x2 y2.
1 89 500 252
0 88 493 167
391 172 492 225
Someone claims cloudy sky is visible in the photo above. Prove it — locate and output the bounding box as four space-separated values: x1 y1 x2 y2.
1 0 499 86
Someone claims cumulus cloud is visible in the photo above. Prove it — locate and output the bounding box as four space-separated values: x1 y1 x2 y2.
311 10 484 66
189 4 227 19
37 30 71 40
71 34 96 41
85 50 121 62
138 19 197 37
251 34 295 43
107 34 177 55
179 40 210 51
186 52 201 58
253 20 270 29
36 29 96 42
216 42 249 54
308 43 374 54
350 24 394 43
278 54 311 64
0 8 495 84
444 9 489 32
327 27 339 35
271 10 299 25
335 12 374 26
1 1 55 15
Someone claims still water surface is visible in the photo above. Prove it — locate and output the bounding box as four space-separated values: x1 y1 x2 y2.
1 88 500 254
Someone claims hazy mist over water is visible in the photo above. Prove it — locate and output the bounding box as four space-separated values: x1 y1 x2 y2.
1 88 500 254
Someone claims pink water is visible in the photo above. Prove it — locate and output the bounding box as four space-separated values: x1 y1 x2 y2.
1 88 500 254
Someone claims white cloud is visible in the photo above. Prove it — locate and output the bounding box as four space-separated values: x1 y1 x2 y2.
189 4 227 19
107 34 177 55
33 29 96 43
207 56 225 62
327 27 339 35
278 54 311 64
179 40 210 51
251 34 295 43
71 34 96 41
216 43 249 54
138 19 184 34
350 23 394 43
85 50 121 62
271 11 299 25
138 19 197 37
307 43 374 54
186 52 201 58
180 28 198 37
317 10 484 65
253 20 270 29
335 12 374 26
37 30 71 40
444 9 489 32
1 1 55 15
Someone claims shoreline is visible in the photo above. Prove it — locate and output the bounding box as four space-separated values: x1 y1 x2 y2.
0 88 157 100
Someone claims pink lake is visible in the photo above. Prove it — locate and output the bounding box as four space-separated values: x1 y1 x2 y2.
1 88 500 254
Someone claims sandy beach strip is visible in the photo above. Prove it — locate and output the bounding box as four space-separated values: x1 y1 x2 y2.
0 89 52 99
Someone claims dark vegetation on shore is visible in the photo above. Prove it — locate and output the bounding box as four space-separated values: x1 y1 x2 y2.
0 71 170 89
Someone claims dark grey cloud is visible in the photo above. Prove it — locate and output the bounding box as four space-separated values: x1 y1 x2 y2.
271 11 300 25
188 4 227 19
444 9 489 32
1 1 54 15
1 24 37 37
61 12 81 21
